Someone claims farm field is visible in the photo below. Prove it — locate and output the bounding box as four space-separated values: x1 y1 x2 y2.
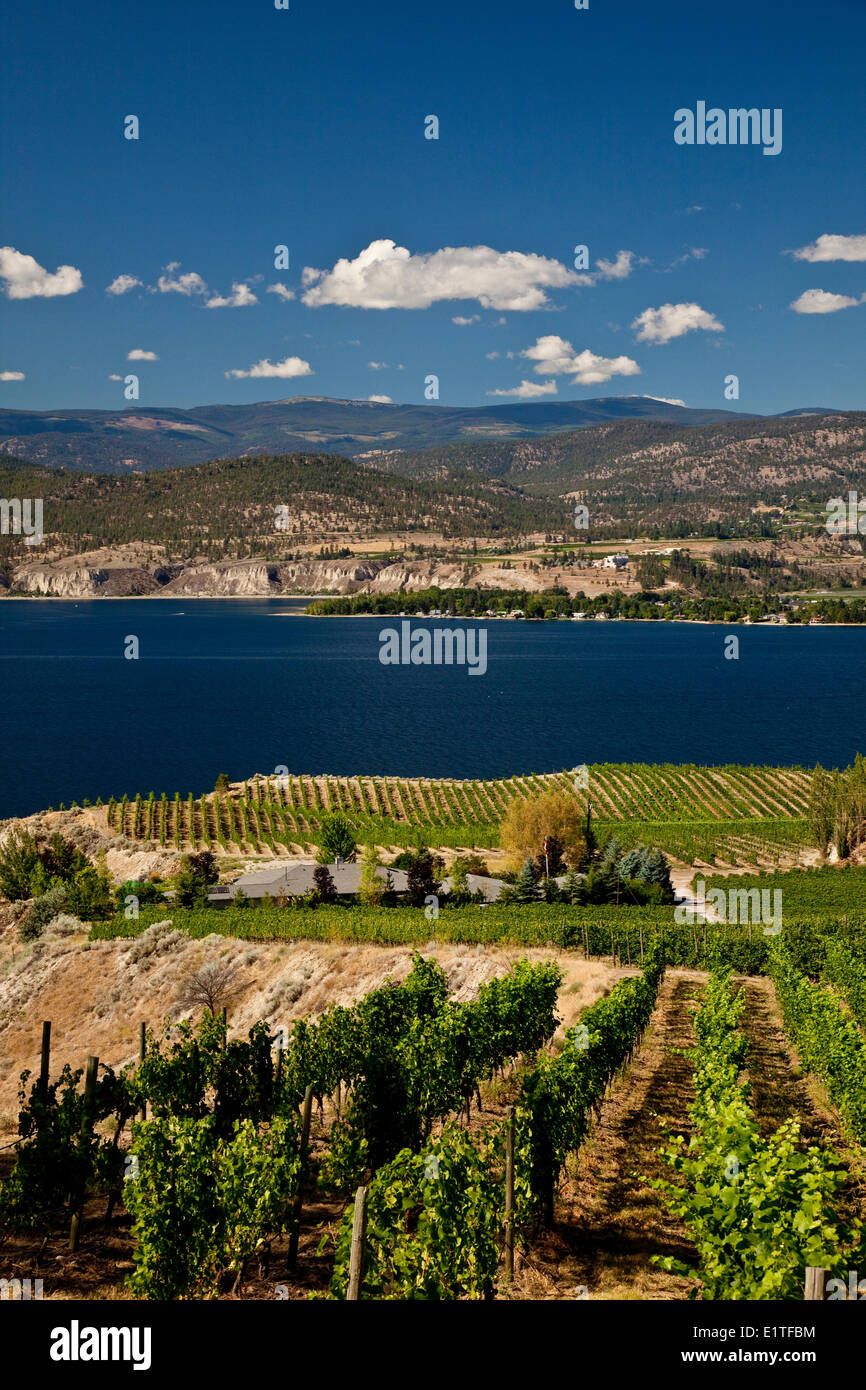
99 762 816 868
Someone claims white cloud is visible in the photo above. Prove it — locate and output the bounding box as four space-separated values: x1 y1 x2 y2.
485 351 500 360
108 374 123 381
594 250 635 281
225 355 313 380
0 246 83 299
156 264 208 296
127 348 158 361
569 249 640 288
789 288 862 314
267 282 296 301
367 361 389 370
106 274 142 295
0 370 25 381
789 233 866 263
632 302 724 344
665 247 708 271
301 238 580 311
521 335 641 384
368 395 393 403
452 313 480 325
487 379 558 399
206 282 258 308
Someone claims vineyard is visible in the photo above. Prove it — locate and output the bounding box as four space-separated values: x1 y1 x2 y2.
91 901 866 973
2 928 865 1302
100 762 815 864
699 864 866 917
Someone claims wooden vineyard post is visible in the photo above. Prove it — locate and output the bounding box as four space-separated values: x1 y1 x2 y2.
69 1055 99 1252
346 1186 368 1300
805 1267 828 1301
504 1106 515 1284
139 1022 147 1122
287 1084 314 1272
39 1021 51 1103
638 924 644 963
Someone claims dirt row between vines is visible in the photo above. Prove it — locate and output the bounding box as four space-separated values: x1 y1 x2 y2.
509 968 703 1300
510 965 865 1301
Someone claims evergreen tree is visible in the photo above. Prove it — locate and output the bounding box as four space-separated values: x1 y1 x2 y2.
316 811 357 864
513 856 542 903
561 867 585 904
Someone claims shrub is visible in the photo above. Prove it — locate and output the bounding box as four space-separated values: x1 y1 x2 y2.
20 885 68 941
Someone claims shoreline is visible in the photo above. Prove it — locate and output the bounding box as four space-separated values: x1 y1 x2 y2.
0 595 862 627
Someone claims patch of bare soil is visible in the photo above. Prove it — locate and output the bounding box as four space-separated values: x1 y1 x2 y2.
509 968 705 1301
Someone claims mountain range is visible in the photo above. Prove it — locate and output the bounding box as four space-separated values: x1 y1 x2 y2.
0 395 757 474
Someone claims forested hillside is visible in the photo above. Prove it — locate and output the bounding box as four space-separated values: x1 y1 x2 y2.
0 452 567 568
369 412 866 532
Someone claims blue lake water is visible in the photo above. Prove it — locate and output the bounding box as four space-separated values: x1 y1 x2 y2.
0 599 864 819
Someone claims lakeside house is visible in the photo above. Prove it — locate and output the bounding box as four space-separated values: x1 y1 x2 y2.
207 861 409 904
207 861 507 905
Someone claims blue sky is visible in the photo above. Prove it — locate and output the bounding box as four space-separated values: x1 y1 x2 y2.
1 0 864 415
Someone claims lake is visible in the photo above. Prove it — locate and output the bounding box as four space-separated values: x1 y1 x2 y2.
0 599 864 819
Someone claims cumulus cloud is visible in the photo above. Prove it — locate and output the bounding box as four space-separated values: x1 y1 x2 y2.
521 335 641 384
368 394 393 403
301 239 580 311
452 313 480 325
570 249 640 287
631 302 724 344
789 233 866 263
106 274 142 295
487 379 558 398
0 370 25 381
0 246 83 299
267 282 295 301
206 282 258 308
225 355 313 380
108 374 123 381
485 351 500 360
156 263 208 296
127 348 158 361
367 361 389 370
789 288 863 314
594 250 635 281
